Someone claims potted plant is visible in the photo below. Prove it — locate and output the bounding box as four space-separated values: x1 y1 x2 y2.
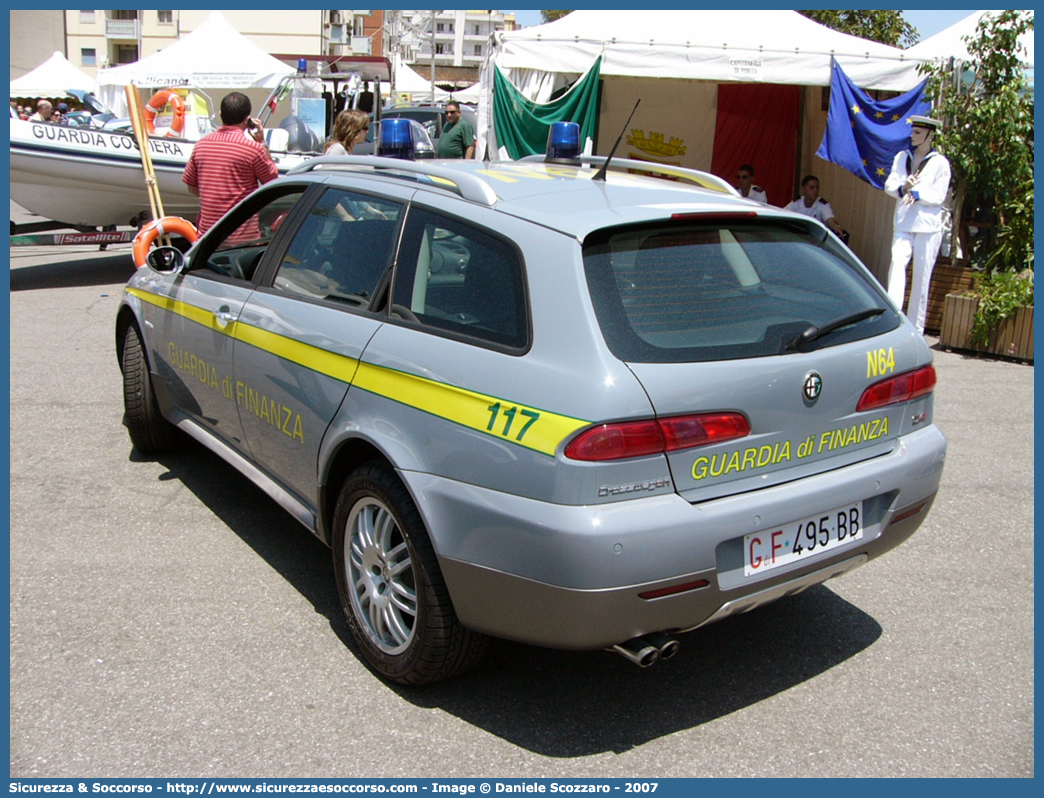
941 180 1033 360
941 268 1033 357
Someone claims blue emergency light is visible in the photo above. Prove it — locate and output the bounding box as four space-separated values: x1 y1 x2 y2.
378 118 416 160
546 121 581 162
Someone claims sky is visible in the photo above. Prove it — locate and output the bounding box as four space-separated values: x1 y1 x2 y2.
504 9 981 42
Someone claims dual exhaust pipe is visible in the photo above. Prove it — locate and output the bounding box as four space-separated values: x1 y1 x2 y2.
610 632 680 668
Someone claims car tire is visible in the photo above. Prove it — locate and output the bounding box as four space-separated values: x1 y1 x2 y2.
121 324 179 455
332 462 489 685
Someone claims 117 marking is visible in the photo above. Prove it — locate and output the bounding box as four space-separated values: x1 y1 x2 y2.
486 402 540 442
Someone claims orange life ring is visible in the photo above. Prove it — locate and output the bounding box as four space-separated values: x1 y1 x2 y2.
133 216 198 268
143 89 186 137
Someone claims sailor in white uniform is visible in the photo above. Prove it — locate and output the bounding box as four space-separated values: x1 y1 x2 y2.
784 175 845 238
736 164 768 204
884 114 952 334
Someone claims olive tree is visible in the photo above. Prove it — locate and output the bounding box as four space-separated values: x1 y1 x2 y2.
920 10 1034 271
540 11 572 24
798 10 917 47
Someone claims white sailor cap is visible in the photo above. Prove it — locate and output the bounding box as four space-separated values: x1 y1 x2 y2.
909 114 942 130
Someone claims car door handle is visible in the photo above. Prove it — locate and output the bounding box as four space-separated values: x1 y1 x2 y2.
214 306 237 327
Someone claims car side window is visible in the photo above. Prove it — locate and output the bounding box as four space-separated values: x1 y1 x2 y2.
392 209 528 349
389 110 440 140
272 188 402 308
197 188 306 282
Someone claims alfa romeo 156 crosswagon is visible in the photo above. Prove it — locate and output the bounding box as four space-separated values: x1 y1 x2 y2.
117 129 946 685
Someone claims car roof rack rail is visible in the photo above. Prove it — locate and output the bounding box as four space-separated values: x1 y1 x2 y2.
519 154 738 196
287 155 499 207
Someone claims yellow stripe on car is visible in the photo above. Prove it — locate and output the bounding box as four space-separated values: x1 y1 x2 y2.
128 287 359 383
126 287 588 456
352 362 589 456
129 288 220 331
232 323 360 384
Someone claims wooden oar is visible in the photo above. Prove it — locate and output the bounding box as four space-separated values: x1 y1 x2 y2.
125 85 171 245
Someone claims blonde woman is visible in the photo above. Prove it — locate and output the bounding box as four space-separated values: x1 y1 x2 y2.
326 109 370 155
326 108 387 220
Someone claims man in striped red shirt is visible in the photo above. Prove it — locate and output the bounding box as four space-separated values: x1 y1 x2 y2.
183 92 278 241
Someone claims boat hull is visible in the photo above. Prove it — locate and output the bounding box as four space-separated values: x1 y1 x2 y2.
10 118 308 229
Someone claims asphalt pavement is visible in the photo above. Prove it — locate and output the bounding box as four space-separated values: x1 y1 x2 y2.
7 214 1034 778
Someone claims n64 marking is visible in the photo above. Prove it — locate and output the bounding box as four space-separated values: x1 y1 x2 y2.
867 347 895 378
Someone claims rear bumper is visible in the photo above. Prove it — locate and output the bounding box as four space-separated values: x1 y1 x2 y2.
441 552 871 649
405 425 945 649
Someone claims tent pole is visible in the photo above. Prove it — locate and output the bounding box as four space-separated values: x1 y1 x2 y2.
430 10 436 103
793 85 807 202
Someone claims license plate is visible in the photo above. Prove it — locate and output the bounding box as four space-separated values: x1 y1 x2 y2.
744 502 863 577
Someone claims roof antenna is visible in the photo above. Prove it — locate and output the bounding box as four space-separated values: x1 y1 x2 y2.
592 98 640 182
483 105 492 162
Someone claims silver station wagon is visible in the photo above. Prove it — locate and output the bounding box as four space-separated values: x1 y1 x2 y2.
117 127 946 685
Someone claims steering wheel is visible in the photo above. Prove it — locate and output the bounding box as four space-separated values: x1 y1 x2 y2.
223 253 247 281
208 253 244 281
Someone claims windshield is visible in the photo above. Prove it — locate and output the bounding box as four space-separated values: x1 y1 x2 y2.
66 89 110 115
582 221 898 363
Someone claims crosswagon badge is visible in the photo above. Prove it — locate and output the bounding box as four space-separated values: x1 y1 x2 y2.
803 371 823 401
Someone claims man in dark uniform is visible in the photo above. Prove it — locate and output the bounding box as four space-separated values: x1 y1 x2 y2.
436 102 475 159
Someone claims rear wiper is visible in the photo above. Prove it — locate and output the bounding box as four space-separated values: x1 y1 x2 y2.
786 307 887 352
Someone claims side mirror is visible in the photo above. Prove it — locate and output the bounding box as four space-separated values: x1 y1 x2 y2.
145 245 186 275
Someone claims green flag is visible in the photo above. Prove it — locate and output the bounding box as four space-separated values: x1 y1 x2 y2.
492 56 601 160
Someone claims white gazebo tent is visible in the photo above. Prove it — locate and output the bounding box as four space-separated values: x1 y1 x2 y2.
903 10 1035 69
10 51 98 98
96 12 295 117
477 9 929 282
453 82 482 104
393 55 451 103
483 10 921 96
390 56 479 105
478 9 924 159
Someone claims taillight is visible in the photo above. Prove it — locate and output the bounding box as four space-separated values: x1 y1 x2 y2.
564 413 750 462
857 365 936 411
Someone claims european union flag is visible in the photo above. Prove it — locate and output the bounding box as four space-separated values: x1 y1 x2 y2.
816 60 932 189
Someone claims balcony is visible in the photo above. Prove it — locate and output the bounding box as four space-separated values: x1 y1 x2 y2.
105 19 140 40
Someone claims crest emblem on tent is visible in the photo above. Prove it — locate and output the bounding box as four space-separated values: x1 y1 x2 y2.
626 131 687 160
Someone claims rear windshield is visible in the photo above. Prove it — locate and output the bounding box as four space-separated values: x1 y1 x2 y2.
582 221 899 363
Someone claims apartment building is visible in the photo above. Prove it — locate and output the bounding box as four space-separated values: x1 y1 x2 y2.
53 10 384 78
392 10 515 87
9 11 66 79
10 10 513 88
